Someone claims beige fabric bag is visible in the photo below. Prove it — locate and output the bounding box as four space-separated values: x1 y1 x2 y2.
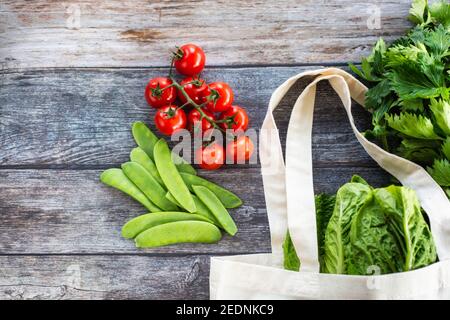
210 68 450 300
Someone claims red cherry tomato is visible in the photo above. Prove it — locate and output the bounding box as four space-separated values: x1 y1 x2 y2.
173 44 206 76
226 136 255 163
204 82 234 113
178 77 208 105
187 108 215 133
154 105 187 136
195 143 224 170
144 77 176 108
219 105 249 133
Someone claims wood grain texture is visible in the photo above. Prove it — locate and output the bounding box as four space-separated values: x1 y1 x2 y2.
0 0 413 69
0 166 390 254
0 67 375 167
0 255 210 299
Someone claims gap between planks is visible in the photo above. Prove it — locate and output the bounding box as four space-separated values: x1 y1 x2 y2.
0 252 262 257
0 162 380 171
0 62 360 75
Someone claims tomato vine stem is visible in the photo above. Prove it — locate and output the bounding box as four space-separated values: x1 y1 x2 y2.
169 76 230 136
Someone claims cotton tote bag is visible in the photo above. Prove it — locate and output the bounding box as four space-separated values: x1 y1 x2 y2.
209 68 450 300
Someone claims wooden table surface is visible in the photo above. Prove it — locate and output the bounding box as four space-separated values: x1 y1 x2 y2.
0 0 412 299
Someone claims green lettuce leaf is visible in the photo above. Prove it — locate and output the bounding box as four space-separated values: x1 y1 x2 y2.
430 0 450 29
408 0 430 25
430 98 450 135
387 54 446 100
282 231 300 271
397 138 441 165
350 175 369 185
349 38 386 82
347 194 404 275
374 186 437 271
315 193 337 270
427 158 450 186
349 60 372 82
399 99 424 112
423 25 450 58
365 79 393 111
386 112 440 140
322 182 372 274
442 137 450 160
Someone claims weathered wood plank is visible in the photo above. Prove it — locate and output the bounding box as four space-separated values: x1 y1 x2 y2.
0 0 413 69
0 166 390 254
0 168 270 254
0 67 375 167
0 255 210 299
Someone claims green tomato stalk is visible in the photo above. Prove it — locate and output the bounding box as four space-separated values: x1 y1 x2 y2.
168 77 237 141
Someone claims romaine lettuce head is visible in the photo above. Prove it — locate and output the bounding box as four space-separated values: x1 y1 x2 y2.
347 195 404 275
374 186 437 271
323 182 373 274
323 183 437 275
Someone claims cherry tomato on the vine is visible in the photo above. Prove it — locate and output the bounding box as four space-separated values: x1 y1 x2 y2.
204 82 234 113
173 44 206 76
187 108 215 133
219 105 249 133
195 143 225 170
178 77 208 105
154 105 187 136
144 77 176 108
226 136 255 163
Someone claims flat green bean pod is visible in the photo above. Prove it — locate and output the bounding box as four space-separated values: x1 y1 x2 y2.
130 147 164 185
122 212 212 239
135 221 222 248
122 162 178 211
154 139 196 213
132 121 196 175
165 191 182 207
180 172 242 208
192 185 238 236
165 192 220 225
132 121 159 159
176 162 197 175
100 168 161 213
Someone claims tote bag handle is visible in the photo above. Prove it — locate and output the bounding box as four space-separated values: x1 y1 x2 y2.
260 68 450 272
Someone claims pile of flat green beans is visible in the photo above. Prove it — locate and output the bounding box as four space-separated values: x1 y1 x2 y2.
100 122 242 248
